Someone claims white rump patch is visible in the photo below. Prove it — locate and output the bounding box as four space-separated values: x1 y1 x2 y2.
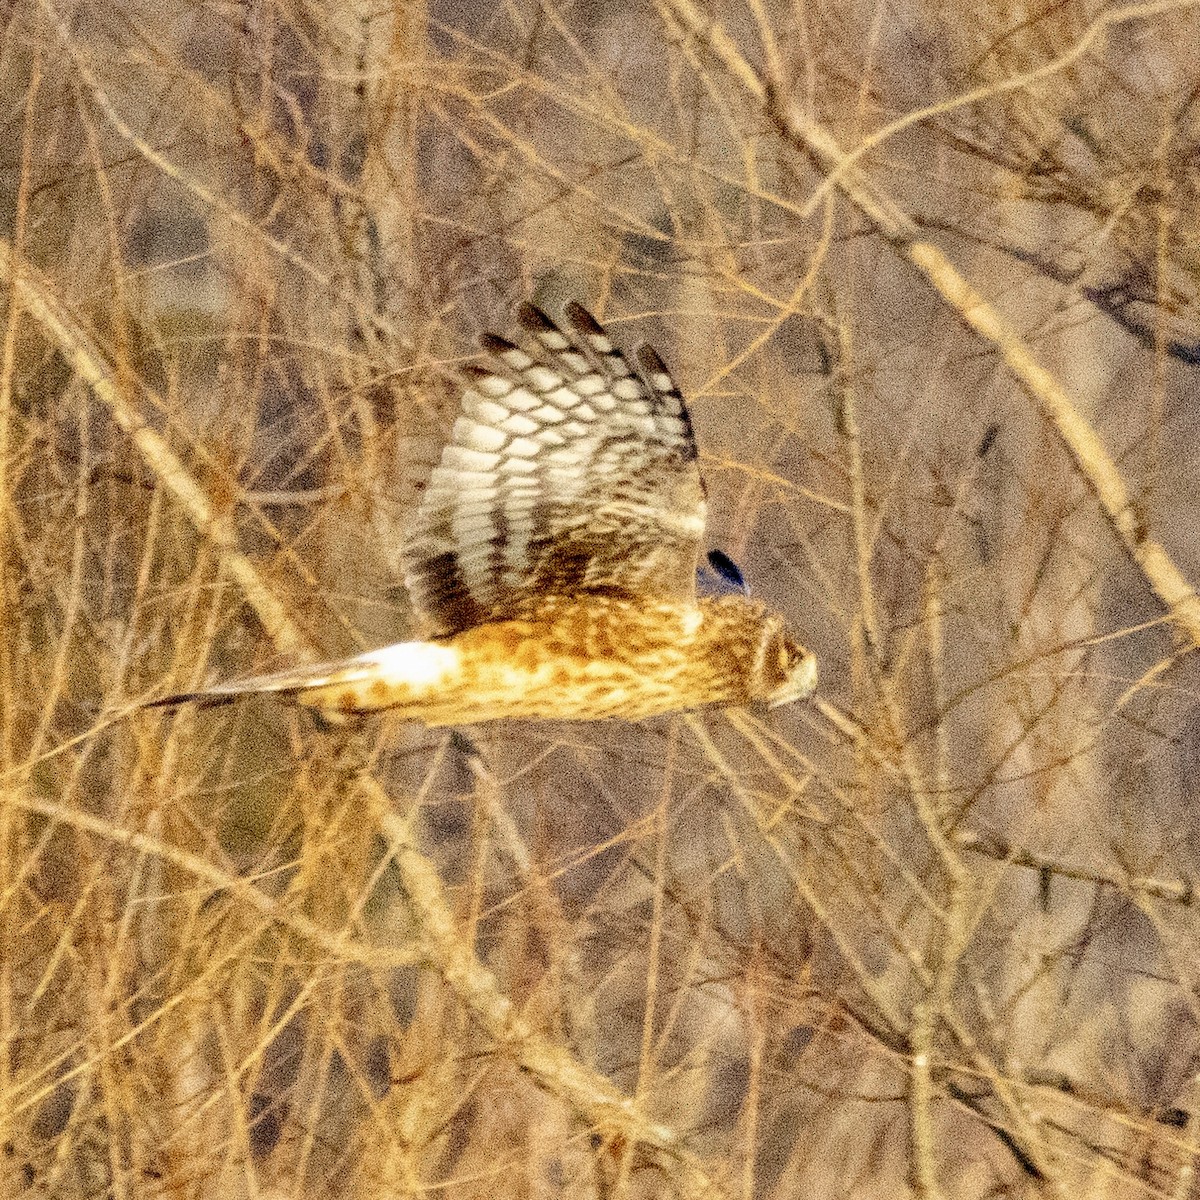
361 642 461 688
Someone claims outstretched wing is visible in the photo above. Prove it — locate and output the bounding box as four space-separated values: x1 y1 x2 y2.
402 302 707 637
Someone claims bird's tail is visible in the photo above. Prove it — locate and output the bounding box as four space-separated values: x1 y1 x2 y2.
144 659 376 710
145 641 463 715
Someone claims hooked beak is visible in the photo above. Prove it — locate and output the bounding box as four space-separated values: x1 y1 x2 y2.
767 653 818 708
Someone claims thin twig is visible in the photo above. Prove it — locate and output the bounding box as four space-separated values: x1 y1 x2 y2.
956 828 1195 905
0 241 311 659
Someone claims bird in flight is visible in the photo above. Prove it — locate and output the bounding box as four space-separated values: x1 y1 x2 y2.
150 302 817 724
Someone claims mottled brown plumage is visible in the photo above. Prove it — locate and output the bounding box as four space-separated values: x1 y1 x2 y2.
150 303 818 723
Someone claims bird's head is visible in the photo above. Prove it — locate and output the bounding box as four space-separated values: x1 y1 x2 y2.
763 627 819 709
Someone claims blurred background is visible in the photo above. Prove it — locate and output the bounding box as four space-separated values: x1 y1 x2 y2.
4 0 1200 1195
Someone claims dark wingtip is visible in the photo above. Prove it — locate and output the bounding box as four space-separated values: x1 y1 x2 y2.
516 301 557 332
707 549 748 593
636 343 669 376
478 331 519 355
563 301 604 336
461 362 498 382
696 549 750 598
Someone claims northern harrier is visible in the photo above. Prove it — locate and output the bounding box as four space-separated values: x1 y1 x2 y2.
150 303 817 723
